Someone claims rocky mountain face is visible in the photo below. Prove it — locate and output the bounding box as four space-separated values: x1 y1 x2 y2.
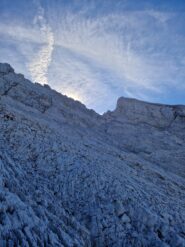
0 63 185 247
103 97 185 178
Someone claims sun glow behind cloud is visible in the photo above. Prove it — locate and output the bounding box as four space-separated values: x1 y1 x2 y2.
0 0 185 113
47 6 185 111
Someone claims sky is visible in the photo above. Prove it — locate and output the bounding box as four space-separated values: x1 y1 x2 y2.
0 0 185 113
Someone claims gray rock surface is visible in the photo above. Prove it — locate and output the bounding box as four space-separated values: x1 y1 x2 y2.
0 63 185 246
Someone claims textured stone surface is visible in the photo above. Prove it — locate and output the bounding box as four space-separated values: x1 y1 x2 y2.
0 63 185 246
0 63 14 74
103 97 185 178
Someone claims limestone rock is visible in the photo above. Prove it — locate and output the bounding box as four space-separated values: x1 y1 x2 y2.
0 63 185 246
121 214 131 224
0 63 14 74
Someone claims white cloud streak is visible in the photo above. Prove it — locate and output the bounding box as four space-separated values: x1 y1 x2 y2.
48 8 184 111
28 0 54 84
0 1 185 112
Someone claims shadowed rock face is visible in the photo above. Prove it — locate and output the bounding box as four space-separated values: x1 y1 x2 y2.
104 96 185 129
103 97 185 178
0 63 14 74
0 63 185 247
112 97 175 128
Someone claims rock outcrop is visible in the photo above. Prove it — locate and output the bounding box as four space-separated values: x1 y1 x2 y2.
0 63 185 247
103 97 185 178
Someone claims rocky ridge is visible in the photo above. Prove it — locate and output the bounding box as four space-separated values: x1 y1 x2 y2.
0 63 185 247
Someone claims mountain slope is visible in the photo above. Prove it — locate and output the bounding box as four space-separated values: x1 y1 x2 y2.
0 63 185 247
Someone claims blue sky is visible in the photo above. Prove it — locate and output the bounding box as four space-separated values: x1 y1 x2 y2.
0 0 185 113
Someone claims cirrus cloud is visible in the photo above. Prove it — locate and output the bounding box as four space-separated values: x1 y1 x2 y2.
0 0 185 113
28 0 54 84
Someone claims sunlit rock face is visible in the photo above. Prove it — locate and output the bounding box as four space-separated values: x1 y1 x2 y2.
0 63 185 247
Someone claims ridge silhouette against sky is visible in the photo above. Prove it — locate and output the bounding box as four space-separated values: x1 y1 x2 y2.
0 0 185 113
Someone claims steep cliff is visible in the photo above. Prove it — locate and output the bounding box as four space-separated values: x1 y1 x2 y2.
0 63 185 247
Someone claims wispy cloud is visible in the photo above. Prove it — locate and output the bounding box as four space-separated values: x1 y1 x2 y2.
148 10 174 24
0 0 185 112
48 6 185 111
28 0 54 84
